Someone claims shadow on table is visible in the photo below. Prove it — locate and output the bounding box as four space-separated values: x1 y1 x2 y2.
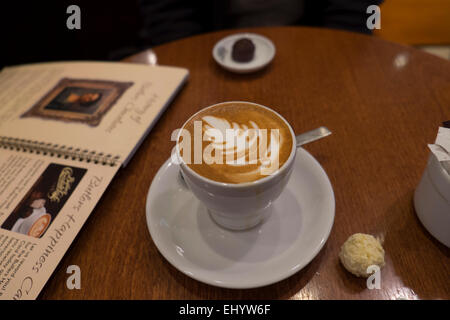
384 190 450 300
210 58 274 81
334 260 368 296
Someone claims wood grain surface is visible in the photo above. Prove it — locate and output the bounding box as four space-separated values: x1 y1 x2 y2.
40 27 450 300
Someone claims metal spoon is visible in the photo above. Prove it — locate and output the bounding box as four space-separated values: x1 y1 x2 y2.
296 126 332 147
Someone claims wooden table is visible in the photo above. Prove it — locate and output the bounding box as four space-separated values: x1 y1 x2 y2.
40 27 450 300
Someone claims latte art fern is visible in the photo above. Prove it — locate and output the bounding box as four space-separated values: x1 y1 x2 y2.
202 116 280 175
176 102 293 184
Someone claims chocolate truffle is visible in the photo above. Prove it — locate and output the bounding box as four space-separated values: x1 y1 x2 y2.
231 38 255 63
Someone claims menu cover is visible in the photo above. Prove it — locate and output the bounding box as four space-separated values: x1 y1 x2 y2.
0 62 188 299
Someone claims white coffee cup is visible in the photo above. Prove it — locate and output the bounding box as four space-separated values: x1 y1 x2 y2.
175 101 297 230
414 154 450 247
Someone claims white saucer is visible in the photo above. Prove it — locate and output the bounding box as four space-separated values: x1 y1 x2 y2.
212 33 276 74
145 148 335 289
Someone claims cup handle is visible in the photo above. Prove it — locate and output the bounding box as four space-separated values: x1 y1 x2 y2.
178 170 190 190
171 146 189 190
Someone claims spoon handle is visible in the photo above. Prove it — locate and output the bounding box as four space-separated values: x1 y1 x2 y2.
296 126 332 147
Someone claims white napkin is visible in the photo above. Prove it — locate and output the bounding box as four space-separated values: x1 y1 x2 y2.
428 127 450 174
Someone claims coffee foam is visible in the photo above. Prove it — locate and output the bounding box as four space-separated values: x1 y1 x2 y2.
181 102 293 183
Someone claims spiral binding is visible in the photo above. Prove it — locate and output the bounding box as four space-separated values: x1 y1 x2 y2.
0 136 119 166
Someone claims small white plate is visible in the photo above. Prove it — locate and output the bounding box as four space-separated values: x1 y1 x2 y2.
145 148 335 289
212 33 276 74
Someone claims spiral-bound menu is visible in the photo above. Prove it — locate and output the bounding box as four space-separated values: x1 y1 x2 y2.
0 62 188 299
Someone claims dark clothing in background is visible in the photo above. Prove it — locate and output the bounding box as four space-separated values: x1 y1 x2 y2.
3 0 141 67
139 0 383 47
3 0 382 68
